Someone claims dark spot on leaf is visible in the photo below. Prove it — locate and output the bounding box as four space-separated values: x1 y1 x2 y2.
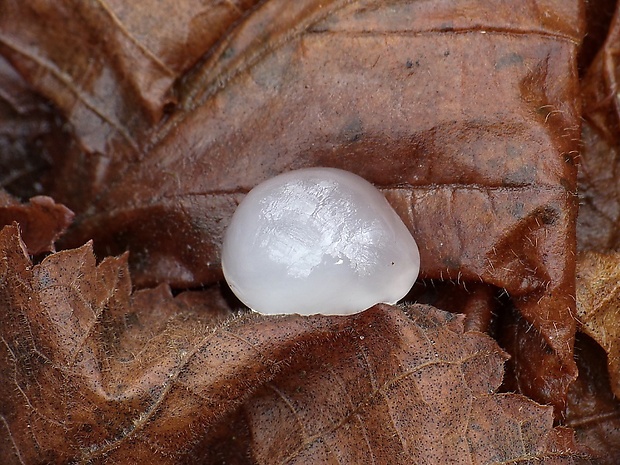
540 207 559 226
495 52 524 70
340 116 364 143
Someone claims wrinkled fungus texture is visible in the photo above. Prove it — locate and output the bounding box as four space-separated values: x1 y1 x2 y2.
222 168 420 315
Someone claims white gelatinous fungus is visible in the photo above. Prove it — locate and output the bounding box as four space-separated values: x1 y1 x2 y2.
221 167 420 315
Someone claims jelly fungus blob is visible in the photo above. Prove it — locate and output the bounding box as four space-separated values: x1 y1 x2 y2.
221 167 420 315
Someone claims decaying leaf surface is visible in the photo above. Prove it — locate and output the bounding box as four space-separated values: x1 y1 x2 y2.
578 3 620 251
578 0 616 74
0 54 62 200
0 191 73 254
0 225 588 464
407 281 498 334
230 319 582 465
0 0 584 414
570 4 620 461
0 51 74 253
0 0 267 157
576 251 620 397
566 335 620 464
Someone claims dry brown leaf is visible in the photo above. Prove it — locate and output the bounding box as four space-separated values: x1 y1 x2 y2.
0 0 268 210
578 3 620 251
566 334 620 465
230 320 581 465
0 224 588 463
571 5 620 460
576 251 620 397
0 49 74 251
0 0 584 415
0 191 73 254
0 54 62 199
578 0 616 73
0 0 252 154
407 281 498 334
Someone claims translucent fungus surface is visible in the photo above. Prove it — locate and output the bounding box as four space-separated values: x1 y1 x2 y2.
221 167 420 315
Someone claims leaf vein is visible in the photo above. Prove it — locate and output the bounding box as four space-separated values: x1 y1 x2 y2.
281 358 454 463
95 0 174 75
0 34 139 152
0 414 26 465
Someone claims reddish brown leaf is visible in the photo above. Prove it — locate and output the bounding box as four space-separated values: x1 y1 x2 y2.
496 306 577 423
0 225 588 463
229 315 583 465
566 334 620 464
569 6 620 460
0 0 268 212
0 191 73 254
0 55 74 253
0 0 263 155
578 3 620 251
407 281 498 334
0 0 583 415
578 0 616 73
0 54 62 199
576 251 620 398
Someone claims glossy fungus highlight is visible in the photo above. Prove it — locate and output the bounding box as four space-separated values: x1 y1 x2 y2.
221 167 420 315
